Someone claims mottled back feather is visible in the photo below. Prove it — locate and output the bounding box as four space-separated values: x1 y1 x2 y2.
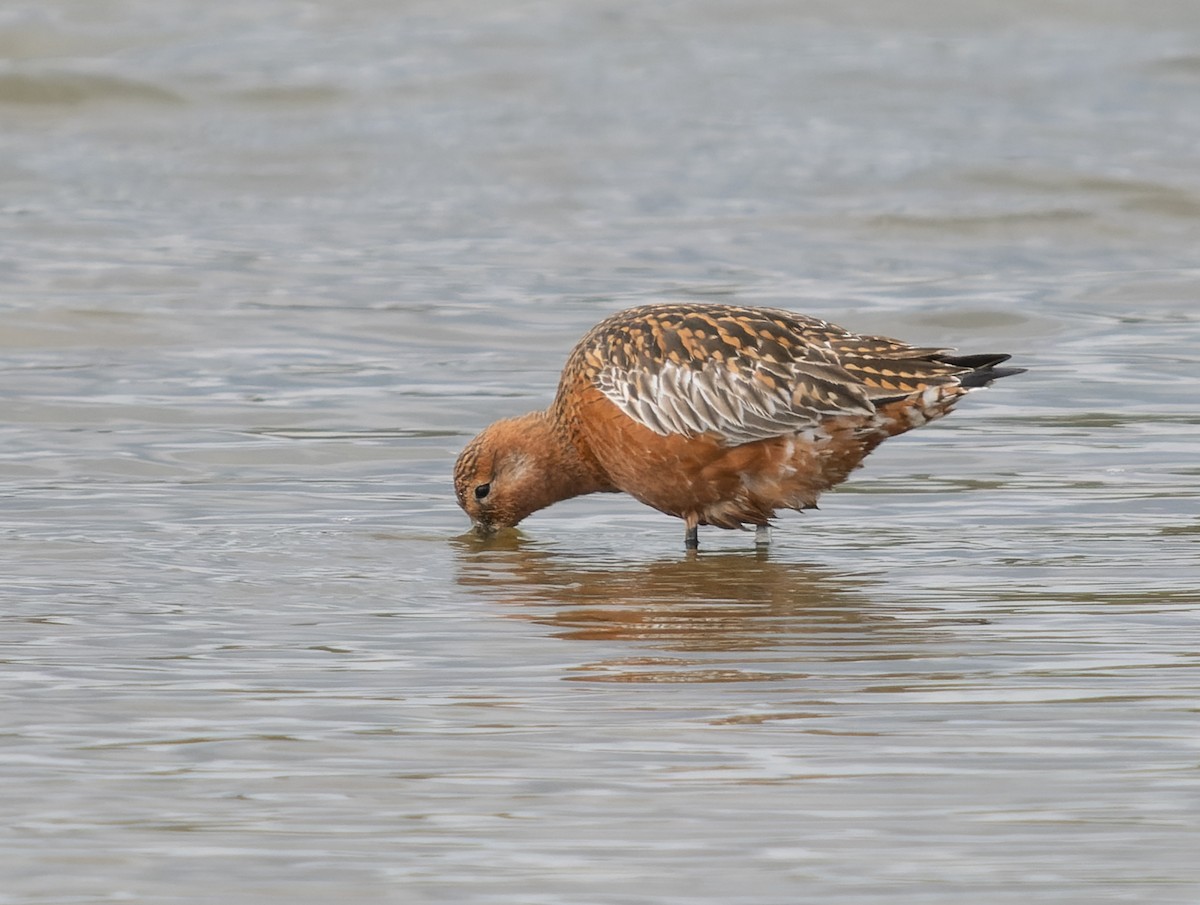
565 303 1011 447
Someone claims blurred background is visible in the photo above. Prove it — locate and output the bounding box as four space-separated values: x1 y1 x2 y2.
2 2 1198 903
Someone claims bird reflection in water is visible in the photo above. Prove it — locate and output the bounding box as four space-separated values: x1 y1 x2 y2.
451 530 923 684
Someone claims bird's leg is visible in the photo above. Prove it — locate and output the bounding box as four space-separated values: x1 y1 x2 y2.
754 524 771 547
684 518 699 550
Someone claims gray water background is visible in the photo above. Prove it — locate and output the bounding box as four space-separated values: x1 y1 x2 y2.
2 2 1199 903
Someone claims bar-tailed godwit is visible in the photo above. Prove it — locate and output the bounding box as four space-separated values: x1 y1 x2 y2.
454 303 1023 548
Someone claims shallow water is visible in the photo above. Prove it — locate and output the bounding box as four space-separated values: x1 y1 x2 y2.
3 2 1200 903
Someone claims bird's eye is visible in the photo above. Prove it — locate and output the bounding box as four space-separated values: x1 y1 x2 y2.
474 483 491 500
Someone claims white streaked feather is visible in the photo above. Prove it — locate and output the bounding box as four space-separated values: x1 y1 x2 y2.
598 359 848 446
693 370 740 423
658 375 707 434
634 397 670 434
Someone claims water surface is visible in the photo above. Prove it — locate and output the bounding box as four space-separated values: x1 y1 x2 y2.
2 2 1199 903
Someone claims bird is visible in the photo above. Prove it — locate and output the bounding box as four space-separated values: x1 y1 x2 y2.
454 302 1024 549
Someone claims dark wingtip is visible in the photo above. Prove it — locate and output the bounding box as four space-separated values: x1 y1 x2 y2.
957 362 1027 388
922 350 1025 388
937 352 1012 369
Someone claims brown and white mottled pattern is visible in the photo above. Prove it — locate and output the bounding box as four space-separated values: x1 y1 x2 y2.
453 302 1024 547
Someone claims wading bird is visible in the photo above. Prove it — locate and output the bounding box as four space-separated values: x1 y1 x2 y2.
454 303 1023 549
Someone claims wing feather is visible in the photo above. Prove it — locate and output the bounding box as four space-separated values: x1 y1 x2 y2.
576 303 990 447
597 356 868 446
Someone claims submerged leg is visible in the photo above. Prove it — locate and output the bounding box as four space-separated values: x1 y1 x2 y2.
684 523 699 549
754 524 771 547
